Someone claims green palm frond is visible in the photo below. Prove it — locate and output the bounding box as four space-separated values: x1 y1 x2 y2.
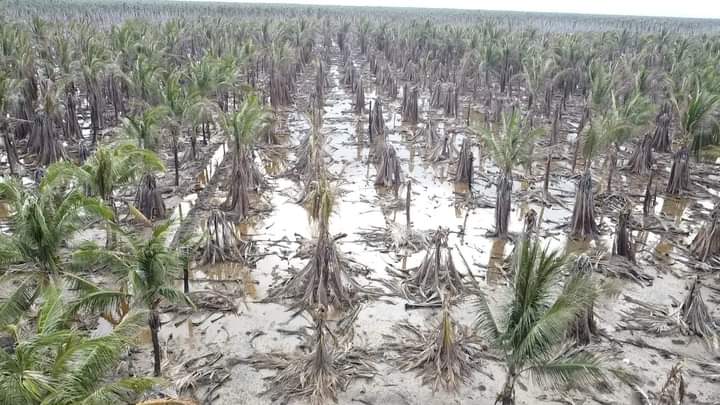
75 377 159 405
36 283 67 335
513 271 596 364
68 290 131 318
0 234 22 266
156 286 193 308
477 109 540 174
528 345 611 391
40 161 89 193
473 291 502 348
223 93 271 152
476 238 616 396
0 276 37 326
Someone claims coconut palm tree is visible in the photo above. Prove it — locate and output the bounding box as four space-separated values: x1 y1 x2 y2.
74 38 109 145
0 71 20 175
222 93 271 216
28 79 66 166
673 85 720 157
0 175 112 276
130 55 162 103
43 142 165 246
120 106 167 151
72 222 193 377
159 70 188 187
478 109 539 238
0 283 155 405
475 239 616 404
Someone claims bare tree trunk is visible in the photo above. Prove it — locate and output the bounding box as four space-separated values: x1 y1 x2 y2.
570 255 597 345
172 127 180 187
494 171 512 238
454 138 473 184
570 170 599 239
689 203 720 262
642 171 656 216
651 103 672 153
2 131 19 175
666 147 689 195
135 173 166 221
627 134 654 175
613 210 635 262
606 147 617 193
543 152 552 195
405 180 411 231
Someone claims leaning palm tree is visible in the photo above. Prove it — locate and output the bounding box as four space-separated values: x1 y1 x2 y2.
477 110 538 238
475 239 616 405
0 283 156 405
72 222 193 377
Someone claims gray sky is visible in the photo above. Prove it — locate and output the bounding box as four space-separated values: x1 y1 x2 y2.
192 0 719 19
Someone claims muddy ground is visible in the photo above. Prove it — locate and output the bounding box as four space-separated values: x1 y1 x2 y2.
8 40 718 404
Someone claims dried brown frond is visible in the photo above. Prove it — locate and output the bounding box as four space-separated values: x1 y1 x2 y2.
250 308 375 405
385 304 483 391
387 228 466 304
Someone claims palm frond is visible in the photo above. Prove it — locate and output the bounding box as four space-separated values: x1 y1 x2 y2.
528 345 612 391
473 291 502 348
68 290 131 317
0 276 38 326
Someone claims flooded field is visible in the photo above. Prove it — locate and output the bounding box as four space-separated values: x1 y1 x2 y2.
1 3 720 405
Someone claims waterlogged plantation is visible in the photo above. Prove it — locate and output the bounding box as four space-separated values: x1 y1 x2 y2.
1 1 720 404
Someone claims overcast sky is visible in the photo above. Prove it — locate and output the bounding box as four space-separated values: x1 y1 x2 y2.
190 0 719 19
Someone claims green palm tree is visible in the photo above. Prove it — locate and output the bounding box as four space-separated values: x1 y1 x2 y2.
0 72 19 174
72 222 193 377
184 94 219 157
43 143 165 246
475 239 616 404
0 176 112 275
673 85 720 157
120 106 167 151
160 70 188 187
130 55 162 103
74 39 109 145
0 283 155 405
223 93 271 157
478 110 539 237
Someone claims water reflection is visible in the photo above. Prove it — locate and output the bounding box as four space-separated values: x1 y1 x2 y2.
564 238 591 256
486 238 507 286
198 262 257 299
661 197 688 225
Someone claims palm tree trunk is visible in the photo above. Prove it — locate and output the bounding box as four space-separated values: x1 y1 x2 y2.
172 127 180 187
497 373 516 405
405 180 411 232
2 130 18 176
606 147 617 193
494 171 512 238
149 307 162 377
543 152 552 195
